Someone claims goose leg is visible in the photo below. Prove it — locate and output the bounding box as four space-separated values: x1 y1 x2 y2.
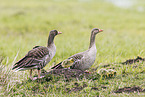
38 69 41 78
30 69 33 80
32 69 41 80
37 69 44 79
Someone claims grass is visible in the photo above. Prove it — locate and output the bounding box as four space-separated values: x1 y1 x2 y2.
0 0 145 96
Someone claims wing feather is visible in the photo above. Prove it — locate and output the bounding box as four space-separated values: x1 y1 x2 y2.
51 52 84 69
12 46 49 71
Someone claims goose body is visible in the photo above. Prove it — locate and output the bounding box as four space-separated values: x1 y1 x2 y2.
12 30 62 79
51 28 103 71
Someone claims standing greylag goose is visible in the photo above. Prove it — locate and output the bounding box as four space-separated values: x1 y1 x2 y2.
12 30 62 79
51 28 103 71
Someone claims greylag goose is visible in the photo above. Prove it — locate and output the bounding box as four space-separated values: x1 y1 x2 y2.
51 28 103 71
12 30 62 79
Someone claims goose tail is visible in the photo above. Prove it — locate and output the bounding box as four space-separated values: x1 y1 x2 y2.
51 62 63 69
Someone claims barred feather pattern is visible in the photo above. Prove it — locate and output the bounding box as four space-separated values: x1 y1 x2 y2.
12 46 50 71
51 44 97 71
51 52 84 69
69 52 85 70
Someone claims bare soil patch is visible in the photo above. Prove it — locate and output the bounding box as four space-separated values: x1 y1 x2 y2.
114 86 145 93
41 69 100 82
121 56 145 65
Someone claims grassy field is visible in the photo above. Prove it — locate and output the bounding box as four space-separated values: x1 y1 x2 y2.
0 0 145 96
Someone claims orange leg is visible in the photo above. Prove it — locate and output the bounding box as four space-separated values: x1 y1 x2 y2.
38 69 41 78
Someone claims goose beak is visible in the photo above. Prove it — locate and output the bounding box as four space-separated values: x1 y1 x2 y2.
99 29 103 32
58 32 62 35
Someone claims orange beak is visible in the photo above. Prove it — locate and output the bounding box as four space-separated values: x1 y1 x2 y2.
99 29 103 32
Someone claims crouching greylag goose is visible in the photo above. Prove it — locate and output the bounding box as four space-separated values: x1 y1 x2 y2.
12 30 62 80
51 28 103 71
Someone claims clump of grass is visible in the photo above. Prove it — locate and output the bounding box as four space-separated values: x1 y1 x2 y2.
0 55 28 96
0 59 13 95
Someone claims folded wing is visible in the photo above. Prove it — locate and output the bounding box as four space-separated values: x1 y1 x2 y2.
51 52 84 69
12 46 49 71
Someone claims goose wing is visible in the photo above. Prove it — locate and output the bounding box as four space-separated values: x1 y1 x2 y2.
51 52 84 69
12 46 49 71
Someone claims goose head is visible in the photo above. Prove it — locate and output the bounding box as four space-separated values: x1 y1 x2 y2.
89 28 103 48
48 30 62 46
91 28 103 35
49 30 62 36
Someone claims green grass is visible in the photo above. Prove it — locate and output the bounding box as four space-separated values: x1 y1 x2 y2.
0 0 145 96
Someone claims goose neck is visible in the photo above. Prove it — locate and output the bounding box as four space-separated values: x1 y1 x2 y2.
47 34 55 47
89 33 96 49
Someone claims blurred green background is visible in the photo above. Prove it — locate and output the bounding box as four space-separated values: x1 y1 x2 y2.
0 0 145 66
